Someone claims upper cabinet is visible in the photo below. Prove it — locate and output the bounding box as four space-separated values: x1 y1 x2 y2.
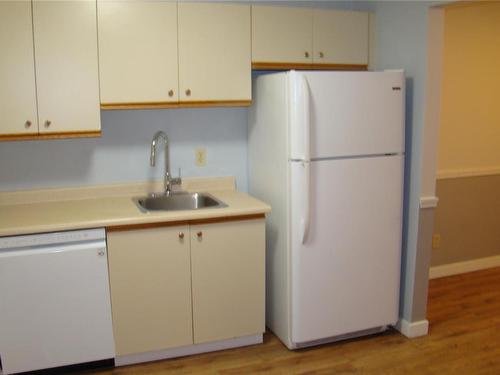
2 1 371 131
0 1 38 136
98 1 251 109
178 3 251 104
252 5 369 70
252 6 313 66
33 1 101 135
312 9 369 66
0 0 101 140
98 1 179 104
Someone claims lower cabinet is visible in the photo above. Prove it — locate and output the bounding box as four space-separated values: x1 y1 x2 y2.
190 220 265 344
107 225 193 356
106 218 265 356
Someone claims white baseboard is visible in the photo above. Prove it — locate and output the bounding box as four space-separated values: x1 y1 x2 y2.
115 334 263 366
429 255 500 279
395 319 429 338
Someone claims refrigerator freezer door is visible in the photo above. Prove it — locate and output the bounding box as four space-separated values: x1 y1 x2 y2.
289 71 405 160
289 155 403 345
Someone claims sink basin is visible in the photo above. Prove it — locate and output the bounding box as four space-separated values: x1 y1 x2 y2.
135 192 226 212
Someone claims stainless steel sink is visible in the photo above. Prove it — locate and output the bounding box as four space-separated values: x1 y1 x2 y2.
135 192 226 212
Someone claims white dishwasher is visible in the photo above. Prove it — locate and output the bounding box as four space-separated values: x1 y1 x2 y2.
0 228 115 375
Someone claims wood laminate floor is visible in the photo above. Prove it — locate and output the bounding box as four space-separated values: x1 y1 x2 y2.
91 267 500 374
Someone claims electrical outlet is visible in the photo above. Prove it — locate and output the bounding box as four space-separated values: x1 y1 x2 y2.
195 148 206 167
432 234 441 250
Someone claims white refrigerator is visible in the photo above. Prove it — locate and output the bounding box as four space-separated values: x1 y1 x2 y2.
248 70 405 349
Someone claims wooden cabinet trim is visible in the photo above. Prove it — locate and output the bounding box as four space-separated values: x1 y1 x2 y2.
190 213 265 225
252 62 368 71
107 213 265 232
169 100 252 108
0 131 101 142
100 100 251 110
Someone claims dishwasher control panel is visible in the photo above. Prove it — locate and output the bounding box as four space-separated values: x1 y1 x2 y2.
0 228 105 250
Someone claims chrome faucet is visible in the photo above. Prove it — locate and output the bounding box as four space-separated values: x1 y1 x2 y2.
150 131 181 194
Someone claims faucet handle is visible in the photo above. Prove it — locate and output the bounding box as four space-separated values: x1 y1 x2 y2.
170 168 182 188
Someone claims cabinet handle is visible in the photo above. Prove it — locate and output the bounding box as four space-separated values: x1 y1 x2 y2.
25 120 32 128
304 51 310 58
185 89 191 96
178 232 184 239
44 120 51 128
168 90 174 97
319 52 324 58
197 231 203 239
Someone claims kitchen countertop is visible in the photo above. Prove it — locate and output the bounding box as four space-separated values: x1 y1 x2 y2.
0 178 271 237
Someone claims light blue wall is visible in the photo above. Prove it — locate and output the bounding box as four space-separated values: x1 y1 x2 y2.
0 108 249 192
371 1 432 322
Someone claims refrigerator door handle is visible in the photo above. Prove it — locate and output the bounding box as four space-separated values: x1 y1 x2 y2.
300 74 311 162
301 160 311 244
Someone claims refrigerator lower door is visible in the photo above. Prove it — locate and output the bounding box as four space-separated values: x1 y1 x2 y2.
289 155 404 345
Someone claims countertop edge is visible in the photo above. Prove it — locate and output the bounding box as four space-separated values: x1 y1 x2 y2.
0 193 271 237
0 210 270 237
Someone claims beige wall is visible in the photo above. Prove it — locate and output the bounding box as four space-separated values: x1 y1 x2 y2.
438 2 500 177
432 2 500 268
432 175 500 266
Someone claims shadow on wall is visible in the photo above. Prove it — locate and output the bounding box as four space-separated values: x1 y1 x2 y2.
399 76 414 316
0 107 249 192
0 135 98 191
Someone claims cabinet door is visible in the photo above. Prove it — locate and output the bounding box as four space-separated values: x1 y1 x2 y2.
107 226 193 356
313 9 369 66
190 219 265 344
98 1 179 104
252 6 313 65
0 1 38 135
33 1 100 134
178 3 251 102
